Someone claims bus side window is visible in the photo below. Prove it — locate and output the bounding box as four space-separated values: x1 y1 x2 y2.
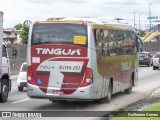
2 45 7 57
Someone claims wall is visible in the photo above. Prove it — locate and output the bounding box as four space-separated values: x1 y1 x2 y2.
143 42 160 55
7 44 27 75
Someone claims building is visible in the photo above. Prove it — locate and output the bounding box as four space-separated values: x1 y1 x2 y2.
3 28 22 44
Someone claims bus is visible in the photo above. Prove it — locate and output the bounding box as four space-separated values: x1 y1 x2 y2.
27 18 140 103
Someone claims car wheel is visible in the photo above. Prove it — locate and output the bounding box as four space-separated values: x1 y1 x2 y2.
153 66 157 70
18 86 23 92
0 79 9 102
148 63 151 67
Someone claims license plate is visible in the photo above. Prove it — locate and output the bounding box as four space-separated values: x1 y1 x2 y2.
53 90 64 94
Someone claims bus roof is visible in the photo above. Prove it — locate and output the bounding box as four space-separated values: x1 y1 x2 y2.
36 17 133 31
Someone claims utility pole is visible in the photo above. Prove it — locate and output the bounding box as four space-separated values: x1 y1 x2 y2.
134 12 137 29
139 13 142 30
149 3 152 31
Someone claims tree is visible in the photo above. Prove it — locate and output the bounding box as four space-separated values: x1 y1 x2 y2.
137 30 146 37
14 23 23 30
20 26 29 44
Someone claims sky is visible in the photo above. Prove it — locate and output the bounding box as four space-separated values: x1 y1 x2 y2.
0 0 160 29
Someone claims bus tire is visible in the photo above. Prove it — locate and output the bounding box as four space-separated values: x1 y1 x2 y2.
96 82 112 103
124 87 132 94
125 76 133 94
0 79 9 102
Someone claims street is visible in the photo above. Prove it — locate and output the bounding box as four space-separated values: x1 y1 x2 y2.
0 66 159 113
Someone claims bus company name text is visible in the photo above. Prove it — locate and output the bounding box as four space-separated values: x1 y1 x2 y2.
35 48 81 56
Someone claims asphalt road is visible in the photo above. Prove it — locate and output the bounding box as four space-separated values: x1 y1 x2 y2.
0 66 160 119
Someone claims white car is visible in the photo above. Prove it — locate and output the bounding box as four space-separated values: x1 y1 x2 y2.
17 62 27 91
153 52 160 70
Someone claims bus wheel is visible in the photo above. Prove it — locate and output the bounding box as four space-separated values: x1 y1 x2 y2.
125 87 132 94
96 82 112 103
125 78 133 94
0 79 9 102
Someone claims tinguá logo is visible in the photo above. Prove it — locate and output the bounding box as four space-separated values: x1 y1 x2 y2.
35 48 81 56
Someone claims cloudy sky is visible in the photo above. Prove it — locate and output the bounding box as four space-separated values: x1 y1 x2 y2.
0 0 160 29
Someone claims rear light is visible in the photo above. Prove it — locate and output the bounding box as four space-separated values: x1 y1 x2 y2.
34 21 39 25
82 21 87 26
146 54 148 58
80 68 93 87
27 66 35 84
27 66 33 77
153 58 156 63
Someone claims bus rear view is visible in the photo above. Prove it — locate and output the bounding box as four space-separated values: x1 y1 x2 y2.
27 20 92 101
27 18 139 103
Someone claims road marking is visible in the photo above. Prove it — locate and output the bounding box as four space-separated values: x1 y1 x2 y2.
11 99 30 104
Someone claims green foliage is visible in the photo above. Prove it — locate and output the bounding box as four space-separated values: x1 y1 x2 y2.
14 23 23 30
144 102 160 111
20 26 29 44
111 102 160 120
111 117 160 120
137 30 146 37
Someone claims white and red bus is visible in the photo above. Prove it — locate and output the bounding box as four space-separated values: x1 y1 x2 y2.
27 18 140 103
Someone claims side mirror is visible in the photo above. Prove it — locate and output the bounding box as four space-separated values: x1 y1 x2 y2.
12 47 17 59
136 36 143 52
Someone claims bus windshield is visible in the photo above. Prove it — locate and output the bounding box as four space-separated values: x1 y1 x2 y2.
31 23 87 46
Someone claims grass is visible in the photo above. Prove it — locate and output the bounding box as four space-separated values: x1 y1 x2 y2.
110 102 160 120
144 102 160 111
110 117 160 120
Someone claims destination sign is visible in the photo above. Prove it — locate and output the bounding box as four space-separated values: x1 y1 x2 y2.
147 16 160 20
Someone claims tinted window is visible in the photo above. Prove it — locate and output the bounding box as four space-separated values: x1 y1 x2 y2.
155 54 160 58
95 29 136 56
21 64 27 72
139 53 147 58
31 23 87 46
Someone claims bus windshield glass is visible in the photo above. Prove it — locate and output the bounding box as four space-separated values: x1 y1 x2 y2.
31 23 87 46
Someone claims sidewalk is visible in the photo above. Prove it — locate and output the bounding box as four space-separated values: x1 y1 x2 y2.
150 87 160 97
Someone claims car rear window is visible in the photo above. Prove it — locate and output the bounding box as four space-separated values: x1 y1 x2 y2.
155 54 160 58
139 53 147 58
21 64 27 72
